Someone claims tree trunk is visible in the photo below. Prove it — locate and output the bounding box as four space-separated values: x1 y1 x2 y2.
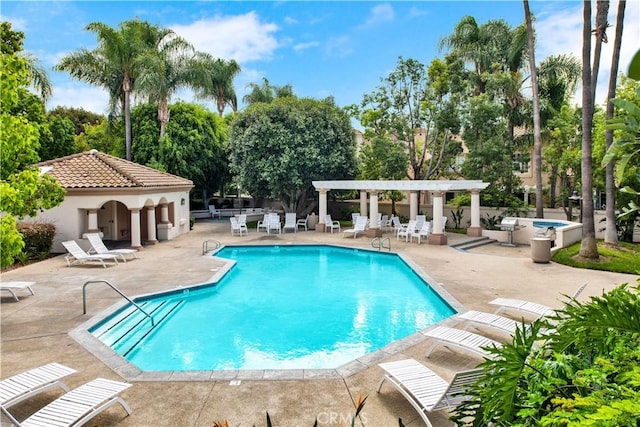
158 98 170 138
524 0 544 218
604 0 625 245
579 0 599 259
591 0 610 101
123 73 132 161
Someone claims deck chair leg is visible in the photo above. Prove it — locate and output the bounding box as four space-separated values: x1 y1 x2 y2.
376 376 388 393
425 342 440 358
74 397 132 427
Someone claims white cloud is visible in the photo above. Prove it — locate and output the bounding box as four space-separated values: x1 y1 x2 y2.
360 3 395 29
324 35 353 58
47 83 110 115
408 6 429 19
294 41 320 52
284 16 298 25
535 0 640 106
170 12 280 63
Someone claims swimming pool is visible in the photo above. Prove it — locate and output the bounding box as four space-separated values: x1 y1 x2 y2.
89 245 455 371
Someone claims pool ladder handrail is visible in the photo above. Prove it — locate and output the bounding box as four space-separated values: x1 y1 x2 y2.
82 280 155 326
202 239 221 255
371 237 391 252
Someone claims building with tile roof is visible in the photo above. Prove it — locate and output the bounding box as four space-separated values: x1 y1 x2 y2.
35 150 194 252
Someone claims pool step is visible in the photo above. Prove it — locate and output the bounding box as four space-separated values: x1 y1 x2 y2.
450 237 497 251
91 299 185 356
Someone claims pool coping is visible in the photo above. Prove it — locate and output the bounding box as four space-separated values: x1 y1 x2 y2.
69 243 466 381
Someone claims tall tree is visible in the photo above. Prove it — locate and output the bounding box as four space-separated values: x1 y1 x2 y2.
135 27 194 138
242 77 294 106
580 0 599 259
523 1 544 218
603 0 626 245
192 53 241 116
56 19 157 161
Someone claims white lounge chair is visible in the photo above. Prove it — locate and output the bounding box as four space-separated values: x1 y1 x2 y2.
283 213 297 233
410 221 432 244
424 326 501 359
86 233 138 263
230 217 248 236
296 215 309 232
1 377 132 427
377 359 483 427
62 240 119 268
489 283 588 319
0 363 77 408
267 213 281 234
457 310 526 336
343 216 367 238
324 215 341 233
397 220 417 242
0 281 35 302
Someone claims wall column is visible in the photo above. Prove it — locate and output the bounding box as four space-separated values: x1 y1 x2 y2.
130 208 142 249
428 191 447 245
467 189 483 237
409 191 418 220
157 203 172 241
317 189 328 232
359 191 368 218
146 206 158 244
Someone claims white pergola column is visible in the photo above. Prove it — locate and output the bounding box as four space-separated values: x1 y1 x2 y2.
359 191 368 217
318 189 328 232
369 191 379 228
467 189 483 237
146 206 158 244
130 208 142 249
428 191 447 245
409 191 419 220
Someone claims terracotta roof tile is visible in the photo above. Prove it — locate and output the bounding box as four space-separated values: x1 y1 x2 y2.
36 150 193 189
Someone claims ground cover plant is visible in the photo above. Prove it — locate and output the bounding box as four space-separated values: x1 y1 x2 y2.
552 241 640 274
451 281 640 426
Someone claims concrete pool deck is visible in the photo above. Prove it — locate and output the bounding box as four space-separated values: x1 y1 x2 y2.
1 219 637 426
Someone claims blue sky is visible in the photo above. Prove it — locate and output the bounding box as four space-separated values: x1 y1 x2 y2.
3 1 639 125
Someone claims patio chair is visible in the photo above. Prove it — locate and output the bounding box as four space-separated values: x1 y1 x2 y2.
489 283 588 319
410 221 432 244
324 215 341 234
1 377 132 427
0 281 35 302
457 310 527 336
85 233 138 263
62 240 119 268
391 216 405 236
256 214 270 232
267 213 281 234
397 220 416 242
343 215 368 239
237 214 247 227
351 213 360 224
0 363 77 408
296 215 309 232
283 213 297 233
208 205 221 219
424 326 501 359
230 217 248 236
377 359 483 427
416 215 426 231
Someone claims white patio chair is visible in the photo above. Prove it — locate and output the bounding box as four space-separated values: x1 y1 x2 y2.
208 205 221 219
86 233 138 262
410 221 432 244
230 217 248 236
489 283 588 319
267 213 281 234
0 281 35 302
0 363 77 408
1 378 132 427
62 240 119 268
392 215 405 236
397 220 416 242
256 214 270 232
343 216 368 239
296 215 309 232
424 326 501 359
324 215 341 233
377 359 483 427
351 213 360 224
283 213 297 233
457 310 527 336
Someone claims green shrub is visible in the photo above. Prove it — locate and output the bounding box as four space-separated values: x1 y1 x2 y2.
16 222 56 262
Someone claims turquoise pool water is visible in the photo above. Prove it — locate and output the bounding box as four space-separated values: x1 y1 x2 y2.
91 245 455 371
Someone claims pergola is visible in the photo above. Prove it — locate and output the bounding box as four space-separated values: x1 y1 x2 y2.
312 180 490 245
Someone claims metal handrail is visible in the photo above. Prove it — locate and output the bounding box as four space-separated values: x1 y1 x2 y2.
202 240 221 255
82 280 154 326
371 237 391 252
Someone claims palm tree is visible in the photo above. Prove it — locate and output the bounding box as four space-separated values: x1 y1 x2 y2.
135 28 194 137
524 1 544 218
242 77 294 106
604 0 626 245
56 19 153 161
192 53 241 116
580 0 599 259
